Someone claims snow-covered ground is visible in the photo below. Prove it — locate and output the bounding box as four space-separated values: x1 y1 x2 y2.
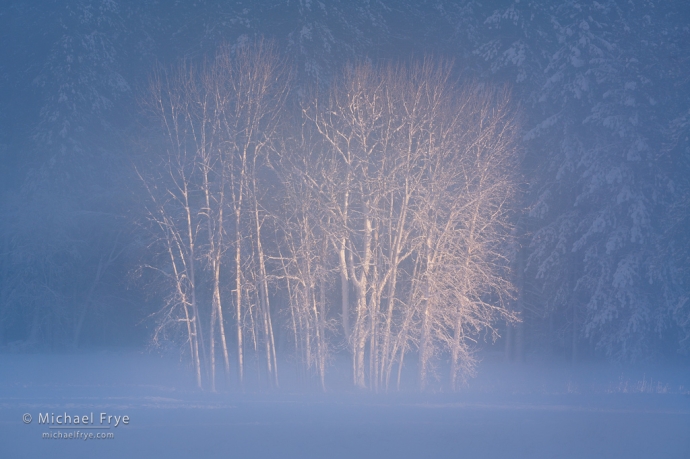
1 351 689 458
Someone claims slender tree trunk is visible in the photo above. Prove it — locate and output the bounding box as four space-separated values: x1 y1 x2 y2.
419 241 435 392
450 318 460 391
214 263 231 378
318 276 327 391
419 299 431 392
369 226 380 392
339 239 350 342
210 296 217 392
234 219 244 386
252 187 278 387
386 253 420 390
167 241 202 389
351 208 372 388
380 183 410 388
203 159 231 383
184 301 201 389
396 344 406 391
514 242 525 363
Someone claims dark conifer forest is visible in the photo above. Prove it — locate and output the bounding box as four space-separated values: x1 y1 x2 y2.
1 1 689 393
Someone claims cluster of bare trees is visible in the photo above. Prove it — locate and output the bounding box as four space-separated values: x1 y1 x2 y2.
286 60 521 391
140 40 288 391
140 40 520 392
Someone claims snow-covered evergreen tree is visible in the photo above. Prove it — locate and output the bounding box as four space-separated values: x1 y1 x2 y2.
474 0 690 359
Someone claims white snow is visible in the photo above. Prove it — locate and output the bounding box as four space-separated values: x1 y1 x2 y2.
1 351 688 458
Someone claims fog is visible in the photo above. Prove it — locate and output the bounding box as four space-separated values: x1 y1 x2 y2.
1 1 689 457
2 352 689 458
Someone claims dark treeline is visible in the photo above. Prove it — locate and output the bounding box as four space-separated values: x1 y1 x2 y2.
0 1 688 391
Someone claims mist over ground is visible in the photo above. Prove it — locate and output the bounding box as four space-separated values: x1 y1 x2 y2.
1 1 689 457
2 351 689 458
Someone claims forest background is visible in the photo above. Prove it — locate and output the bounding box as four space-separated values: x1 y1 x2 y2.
1 0 688 392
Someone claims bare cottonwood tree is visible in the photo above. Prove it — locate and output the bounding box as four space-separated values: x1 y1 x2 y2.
140 39 289 390
411 84 520 390
304 59 520 391
139 63 205 388
273 123 334 390
213 40 290 387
